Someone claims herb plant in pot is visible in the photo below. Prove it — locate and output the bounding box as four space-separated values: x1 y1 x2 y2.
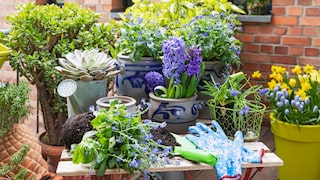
201 72 267 141
115 16 168 104
2 2 116 172
145 37 205 134
261 65 320 180
0 81 49 179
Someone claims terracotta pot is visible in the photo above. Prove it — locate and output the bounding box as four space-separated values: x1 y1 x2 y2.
0 124 48 179
38 131 65 173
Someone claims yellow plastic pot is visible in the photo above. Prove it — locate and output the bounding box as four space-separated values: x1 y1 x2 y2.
0 43 11 69
271 119 320 180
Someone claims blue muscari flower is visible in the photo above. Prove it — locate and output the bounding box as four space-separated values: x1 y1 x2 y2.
269 92 274 98
230 89 240 96
284 109 289 115
284 99 290 106
138 17 143 24
129 160 139 168
152 148 159 154
239 106 250 115
276 101 283 107
305 97 310 104
298 104 304 112
142 147 148 152
133 144 138 149
259 88 269 96
145 71 164 92
313 105 318 112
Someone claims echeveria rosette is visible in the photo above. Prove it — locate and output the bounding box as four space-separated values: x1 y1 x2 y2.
145 37 205 99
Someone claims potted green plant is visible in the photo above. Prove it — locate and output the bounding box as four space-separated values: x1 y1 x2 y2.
71 100 174 177
114 16 168 103
258 64 320 180
1 2 118 171
145 36 205 134
246 0 269 15
201 71 267 141
55 49 121 117
0 81 49 179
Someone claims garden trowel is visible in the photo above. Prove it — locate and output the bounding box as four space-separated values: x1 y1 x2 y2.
171 133 217 166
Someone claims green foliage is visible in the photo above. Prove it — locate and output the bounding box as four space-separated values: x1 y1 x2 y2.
0 144 30 179
72 100 173 176
0 81 30 137
2 2 118 145
115 17 168 61
179 13 242 66
201 72 265 110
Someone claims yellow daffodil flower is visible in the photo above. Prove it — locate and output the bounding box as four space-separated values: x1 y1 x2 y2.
296 89 307 101
289 78 296 87
252 71 262 78
304 64 314 74
268 79 277 90
291 65 302 74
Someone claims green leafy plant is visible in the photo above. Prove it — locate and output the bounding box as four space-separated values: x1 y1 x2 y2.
179 13 242 67
201 72 267 139
0 144 30 179
124 0 245 34
72 100 173 176
115 16 168 61
0 81 30 137
2 2 116 145
260 65 320 125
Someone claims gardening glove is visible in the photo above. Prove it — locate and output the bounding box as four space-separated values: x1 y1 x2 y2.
185 121 243 180
242 147 264 163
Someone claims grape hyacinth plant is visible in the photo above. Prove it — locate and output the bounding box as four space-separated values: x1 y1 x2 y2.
257 65 320 125
145 36 205 99
71 100 174 177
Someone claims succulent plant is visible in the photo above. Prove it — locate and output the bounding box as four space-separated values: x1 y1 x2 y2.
55 49 121 82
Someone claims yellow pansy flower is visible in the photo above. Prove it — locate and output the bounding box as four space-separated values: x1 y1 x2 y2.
291 65 302 75
252 71 262 78
304 64 314 74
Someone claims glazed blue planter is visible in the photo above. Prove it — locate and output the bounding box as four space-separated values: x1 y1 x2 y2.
116 54 162 104
148 93 204 134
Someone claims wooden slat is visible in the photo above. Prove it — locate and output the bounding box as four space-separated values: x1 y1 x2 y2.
56 142 283 176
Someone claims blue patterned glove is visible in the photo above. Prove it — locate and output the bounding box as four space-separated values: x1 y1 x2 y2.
242 147 265 163
185 121 243 180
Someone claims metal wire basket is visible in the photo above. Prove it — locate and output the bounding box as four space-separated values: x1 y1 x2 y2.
210 102 266 141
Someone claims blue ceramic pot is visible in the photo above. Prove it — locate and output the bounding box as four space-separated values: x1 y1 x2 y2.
116 55 162 104
148 93 204 134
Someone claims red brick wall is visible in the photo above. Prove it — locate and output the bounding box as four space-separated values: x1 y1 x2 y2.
239 0 320 78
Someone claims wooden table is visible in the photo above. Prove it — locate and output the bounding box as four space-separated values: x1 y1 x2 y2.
56 142 283 180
